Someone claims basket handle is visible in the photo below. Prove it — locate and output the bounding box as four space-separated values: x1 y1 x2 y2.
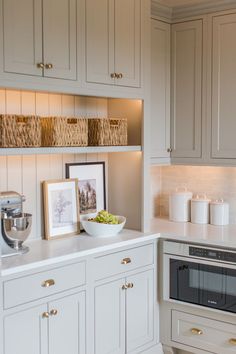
16 117 29 124
67 118 77 124
109 119 119 127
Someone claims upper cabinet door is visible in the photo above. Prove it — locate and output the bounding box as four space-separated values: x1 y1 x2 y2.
212 14 236 159
85 0 141 87
43 0 77 80
126 270 154 353
151 19 170 159
85 0 114 85
171 20 203 158
3 0 43 76
114 0 141 88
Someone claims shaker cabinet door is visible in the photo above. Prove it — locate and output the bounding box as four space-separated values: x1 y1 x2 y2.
114 0 141 88
48 292 86 354
3 304 47 354
3 0 43 76
43 0 77 80
212 13 236 159
171 20 203 158
94 278 126 354
126 270 154 353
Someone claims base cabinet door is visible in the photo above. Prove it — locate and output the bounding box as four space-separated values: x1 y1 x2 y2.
48 292 86 354
3 304 47 354
126 270 154 353
94 278 126 354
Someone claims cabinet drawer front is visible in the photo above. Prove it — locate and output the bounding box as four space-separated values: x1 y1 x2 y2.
4 261 86 309
172 310 236 353
94 244 154 280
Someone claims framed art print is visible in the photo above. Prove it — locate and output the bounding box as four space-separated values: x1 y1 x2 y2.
65 162 106 225
43 179 80 239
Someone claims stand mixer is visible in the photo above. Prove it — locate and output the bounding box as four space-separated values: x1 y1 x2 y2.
0 191 32 257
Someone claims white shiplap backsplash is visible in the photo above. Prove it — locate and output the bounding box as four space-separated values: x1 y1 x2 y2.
0 89 108 240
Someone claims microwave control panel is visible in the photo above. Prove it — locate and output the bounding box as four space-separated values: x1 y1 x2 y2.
189 246 236 263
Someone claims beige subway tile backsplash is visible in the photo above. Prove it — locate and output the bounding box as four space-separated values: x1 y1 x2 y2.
151 165 236 224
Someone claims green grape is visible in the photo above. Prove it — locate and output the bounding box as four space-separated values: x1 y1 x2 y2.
92 210 119 224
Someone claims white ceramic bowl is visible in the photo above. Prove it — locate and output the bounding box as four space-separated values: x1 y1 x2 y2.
81 216 126 237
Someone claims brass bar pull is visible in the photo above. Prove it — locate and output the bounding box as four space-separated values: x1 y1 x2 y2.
229 338 236 345
42 279 55 288
122 284 128 290
45 63 53 69
127 283 134 289
167 148 172 153
110 73 116 79
37 62 44 69
117 73 123 79
191 328 203 335
50 309 58 316
121 257 131 265
42 312 50 318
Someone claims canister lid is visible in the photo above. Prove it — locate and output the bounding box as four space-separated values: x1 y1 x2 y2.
210 199 229 206
191 194 210 203
170 188 192 197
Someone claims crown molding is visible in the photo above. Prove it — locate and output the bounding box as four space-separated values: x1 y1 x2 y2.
151 0 236 21
151 0 172 21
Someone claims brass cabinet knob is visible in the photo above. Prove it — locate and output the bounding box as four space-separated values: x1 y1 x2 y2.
42 279 55 288
117 73 123 79
127 282 134 288
45 63 53 69
122 284 128 290
229 338 236 345
37 62 44 69
190 328 203 335
110 73 116 79
167 148 172 153
121 257 131 265
50 309 58 316
42 312 50 318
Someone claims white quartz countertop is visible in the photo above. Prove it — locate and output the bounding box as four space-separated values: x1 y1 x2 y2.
1 229 159 276
151 217 236 249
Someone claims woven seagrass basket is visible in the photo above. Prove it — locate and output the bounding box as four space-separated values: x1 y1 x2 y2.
0 115 41 147
88 118 127 146
40 117 88 147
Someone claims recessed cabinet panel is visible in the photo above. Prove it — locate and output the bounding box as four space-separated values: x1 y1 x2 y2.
171 20 202 158
43 0 77 80
85 0 114 85
212 14 236 159
3 0 43 76
94 279 125 354
4 305 47 354
151 19 170 158
114 0 141 88
48 292 85 354
126 270 154 352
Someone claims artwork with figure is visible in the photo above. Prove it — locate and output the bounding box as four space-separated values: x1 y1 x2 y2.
79 179 97 214
52 189 73 227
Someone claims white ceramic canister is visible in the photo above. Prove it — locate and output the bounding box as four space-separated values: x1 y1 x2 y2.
191 195 210 224
169 189 193 222
210 200 229 226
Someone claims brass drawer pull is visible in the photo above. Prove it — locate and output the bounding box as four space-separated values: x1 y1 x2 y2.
45 63 53 69
121 257 131 265
110 73 116 79
229 338 236 345
42 279 55 288
42 312 50 318
191 328 203 335
127 282 134 288
50 309 58 316
122 284 128 290
117 73 123 79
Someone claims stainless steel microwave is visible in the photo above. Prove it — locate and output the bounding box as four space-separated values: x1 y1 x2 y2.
163 240 236 314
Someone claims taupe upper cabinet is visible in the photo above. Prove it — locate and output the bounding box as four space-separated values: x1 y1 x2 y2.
85 0 141 88
212 13 236 159
3 0 76 80
171 20 203 158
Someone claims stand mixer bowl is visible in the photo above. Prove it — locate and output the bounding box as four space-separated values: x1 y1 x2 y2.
2 213 32 250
